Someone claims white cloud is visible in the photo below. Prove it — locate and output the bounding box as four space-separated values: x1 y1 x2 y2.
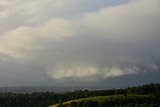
47 65 98 79
47 65 137 80
82 0 160 43
0 0 110 33
0 19 74 59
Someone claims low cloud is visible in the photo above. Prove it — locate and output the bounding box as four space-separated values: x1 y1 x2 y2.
47 65 136 80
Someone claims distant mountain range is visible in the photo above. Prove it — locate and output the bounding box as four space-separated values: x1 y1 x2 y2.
0 86 113 93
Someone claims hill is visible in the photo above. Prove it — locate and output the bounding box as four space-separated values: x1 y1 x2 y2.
49 94 158 107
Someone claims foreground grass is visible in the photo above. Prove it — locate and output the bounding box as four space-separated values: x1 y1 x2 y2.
49 94 148 107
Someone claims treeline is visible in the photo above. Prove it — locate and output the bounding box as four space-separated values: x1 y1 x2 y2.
0 83 160 107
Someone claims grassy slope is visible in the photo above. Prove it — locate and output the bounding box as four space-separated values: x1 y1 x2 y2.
49 94 148 107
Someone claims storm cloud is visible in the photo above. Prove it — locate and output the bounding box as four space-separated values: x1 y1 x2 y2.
0 0 160 86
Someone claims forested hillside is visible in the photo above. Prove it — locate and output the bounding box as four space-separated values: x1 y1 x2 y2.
49 94 160 107
0 83 160 107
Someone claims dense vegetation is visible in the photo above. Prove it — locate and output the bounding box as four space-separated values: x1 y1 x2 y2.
0 83 160 107
50 94 160 107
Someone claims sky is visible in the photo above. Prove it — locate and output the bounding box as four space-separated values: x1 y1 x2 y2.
0 0 160 87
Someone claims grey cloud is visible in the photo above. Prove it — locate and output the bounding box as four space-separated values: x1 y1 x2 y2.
0 0 160 85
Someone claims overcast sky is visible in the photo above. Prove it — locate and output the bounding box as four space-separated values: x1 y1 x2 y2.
0 0 160 87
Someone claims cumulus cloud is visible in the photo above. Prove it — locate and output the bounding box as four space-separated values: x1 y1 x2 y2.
0 0 110 34
0 0 160 84
0 19 75 59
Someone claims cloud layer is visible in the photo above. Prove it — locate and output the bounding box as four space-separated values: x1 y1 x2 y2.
0 0 160 84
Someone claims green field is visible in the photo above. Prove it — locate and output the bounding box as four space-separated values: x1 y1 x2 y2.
49 94 149 107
